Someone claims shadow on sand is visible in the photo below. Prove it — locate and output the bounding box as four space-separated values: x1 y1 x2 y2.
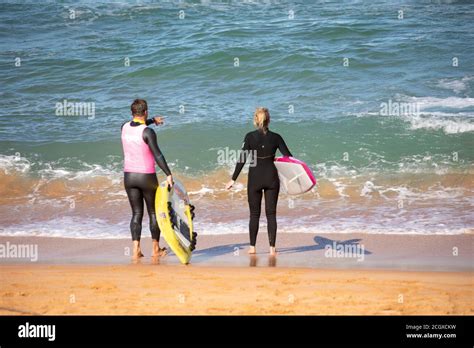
278 236 372 256
193 236 372 259
192 243 248 259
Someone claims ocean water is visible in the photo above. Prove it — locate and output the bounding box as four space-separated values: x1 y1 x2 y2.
0 0 473 238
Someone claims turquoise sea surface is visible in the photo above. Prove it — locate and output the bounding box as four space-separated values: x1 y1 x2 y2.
0 1 472 237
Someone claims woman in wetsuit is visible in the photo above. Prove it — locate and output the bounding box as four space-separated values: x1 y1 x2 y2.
121 99 173 259
226 107 292 256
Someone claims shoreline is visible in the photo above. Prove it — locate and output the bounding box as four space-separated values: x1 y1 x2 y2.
0 233 472 271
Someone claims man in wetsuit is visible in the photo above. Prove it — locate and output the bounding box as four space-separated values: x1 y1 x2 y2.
121 99 173 259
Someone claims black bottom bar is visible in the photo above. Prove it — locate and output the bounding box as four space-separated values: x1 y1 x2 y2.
0 315 472 346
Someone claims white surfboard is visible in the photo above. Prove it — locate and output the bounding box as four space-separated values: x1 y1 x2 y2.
274 156 316 195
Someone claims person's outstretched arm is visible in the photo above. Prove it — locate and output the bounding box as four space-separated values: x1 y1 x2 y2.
142 128 172 176
145 116 165 126
277 134 292 157
231 134 251 181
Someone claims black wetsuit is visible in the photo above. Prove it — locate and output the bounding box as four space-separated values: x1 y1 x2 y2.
232 130 292 247
121 119 172 241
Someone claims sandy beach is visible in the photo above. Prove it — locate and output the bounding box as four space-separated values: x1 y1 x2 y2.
1 264 473 315
0 233 472 315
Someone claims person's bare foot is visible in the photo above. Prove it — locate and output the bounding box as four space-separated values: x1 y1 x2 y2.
132 241 144 259
152 240 168 257
248 246 256 254
269 247 277 256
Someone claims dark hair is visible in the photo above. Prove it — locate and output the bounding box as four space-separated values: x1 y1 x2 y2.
131 99 148 116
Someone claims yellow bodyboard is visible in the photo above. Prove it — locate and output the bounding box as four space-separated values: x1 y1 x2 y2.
155 179 196 264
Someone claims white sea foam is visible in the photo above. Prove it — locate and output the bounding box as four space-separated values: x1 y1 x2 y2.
0 217 130 239
0 154 31 174
436 76 473 94
188 186 215 196
404 114 474 134
404 96 474 110
360 182 466 201
0 153 122 182
391 95 474 133
37 162 121 183
0 210 471 239
327 178 349 198
360 181 380 197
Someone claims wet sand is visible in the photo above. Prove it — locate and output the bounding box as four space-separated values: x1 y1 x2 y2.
0 233 472 315
0 233 471 270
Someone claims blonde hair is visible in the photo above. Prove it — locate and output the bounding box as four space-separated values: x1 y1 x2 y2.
253 107 270 133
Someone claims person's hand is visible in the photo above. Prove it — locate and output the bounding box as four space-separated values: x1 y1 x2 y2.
153 116 165 125
167 175 174 188
225 180 235 190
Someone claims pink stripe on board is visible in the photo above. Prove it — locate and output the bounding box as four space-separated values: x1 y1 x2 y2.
275 156 316 186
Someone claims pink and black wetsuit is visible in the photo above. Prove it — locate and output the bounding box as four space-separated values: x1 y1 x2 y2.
121 119 171 241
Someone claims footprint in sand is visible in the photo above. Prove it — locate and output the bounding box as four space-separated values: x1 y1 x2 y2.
139 272 155 278
89 282 118 291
